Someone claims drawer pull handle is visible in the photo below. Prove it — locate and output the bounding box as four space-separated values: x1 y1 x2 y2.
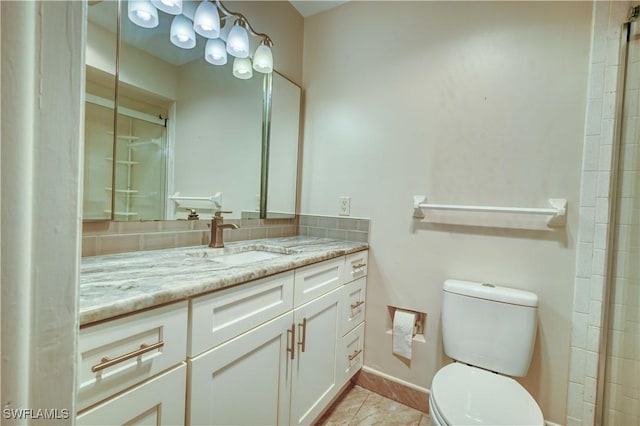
350 300 365 309
287 323 296 360
91 341 164 373
348 349 362 361
352 263 366 269
298 318 307 353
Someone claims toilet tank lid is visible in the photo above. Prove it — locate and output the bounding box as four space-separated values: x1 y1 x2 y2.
444 279 538 307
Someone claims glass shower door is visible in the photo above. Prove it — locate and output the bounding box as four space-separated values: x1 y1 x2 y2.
113 111 167 221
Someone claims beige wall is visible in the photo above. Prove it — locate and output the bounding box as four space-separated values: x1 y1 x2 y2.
174 60 264 219
300 1 593 423
87 20 178 100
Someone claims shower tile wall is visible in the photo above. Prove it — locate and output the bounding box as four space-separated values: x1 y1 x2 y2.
567 2 630 425
567 1 637 424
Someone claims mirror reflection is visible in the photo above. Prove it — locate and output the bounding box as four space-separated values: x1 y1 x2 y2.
267 73 301 218
83 0 300 221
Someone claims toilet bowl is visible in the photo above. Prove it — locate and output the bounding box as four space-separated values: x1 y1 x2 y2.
429 363 544 426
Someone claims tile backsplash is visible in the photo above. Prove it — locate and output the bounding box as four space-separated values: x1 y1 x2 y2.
82 218 297 257
298 214 370 243
82 214 370 257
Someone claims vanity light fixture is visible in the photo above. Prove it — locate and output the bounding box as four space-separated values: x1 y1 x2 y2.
128 0 274 78
226 18 250 58
193 0 220 39
252 39 273 74
151 0 182 15
128 0 159 28
205 38 227 65
170 14 196 49
232 57 253 79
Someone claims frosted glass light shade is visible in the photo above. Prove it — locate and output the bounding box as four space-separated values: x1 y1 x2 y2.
128 0 159 28
233 57 253 79
151 0 182 15
205 39 227 65
252 44 273 73
226 23 250 58
170 15 196 49
193 1 220 39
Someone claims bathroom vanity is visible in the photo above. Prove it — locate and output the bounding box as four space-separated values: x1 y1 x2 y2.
77 237 368 425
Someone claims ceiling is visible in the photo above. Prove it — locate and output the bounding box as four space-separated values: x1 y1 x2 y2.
289 1 349 17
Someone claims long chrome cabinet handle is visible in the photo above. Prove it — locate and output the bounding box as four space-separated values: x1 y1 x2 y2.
91 341 164 373
287 323 296 360
297 318 307 353
348 349 362 361
350 300 365 309
352 263 366 269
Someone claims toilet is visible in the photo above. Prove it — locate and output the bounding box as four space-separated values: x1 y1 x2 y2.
429 279 545 426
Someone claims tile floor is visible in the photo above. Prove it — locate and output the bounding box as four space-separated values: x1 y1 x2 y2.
315 384 430 426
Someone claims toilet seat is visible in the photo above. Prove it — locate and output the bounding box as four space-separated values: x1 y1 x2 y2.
430 363 544 426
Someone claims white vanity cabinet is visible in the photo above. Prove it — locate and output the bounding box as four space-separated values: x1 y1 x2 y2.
188 250 368 426
78 248 368 426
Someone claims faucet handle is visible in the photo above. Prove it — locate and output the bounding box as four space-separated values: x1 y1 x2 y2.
187 208 199 220
213 210 233 218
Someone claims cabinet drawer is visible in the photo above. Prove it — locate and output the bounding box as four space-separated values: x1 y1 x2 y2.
190 271 294 356
339 322 365 385
341 277 366 336
294 257 344 306
77 363 186 425
78 302 188 412
344 250 368 283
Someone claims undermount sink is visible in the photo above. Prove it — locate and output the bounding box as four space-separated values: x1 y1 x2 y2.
186 246 291 265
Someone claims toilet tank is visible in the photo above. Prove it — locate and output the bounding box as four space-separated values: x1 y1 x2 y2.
442 279 538 377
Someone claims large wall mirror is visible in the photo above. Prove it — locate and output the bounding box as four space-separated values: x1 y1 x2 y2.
84 0 301 221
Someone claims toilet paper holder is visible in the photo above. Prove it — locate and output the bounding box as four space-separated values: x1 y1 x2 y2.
387 306 425 338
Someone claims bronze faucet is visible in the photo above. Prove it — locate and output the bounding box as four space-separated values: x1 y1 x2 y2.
209 211 239 248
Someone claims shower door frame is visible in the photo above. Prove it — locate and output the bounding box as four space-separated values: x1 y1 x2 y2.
596 12 638 425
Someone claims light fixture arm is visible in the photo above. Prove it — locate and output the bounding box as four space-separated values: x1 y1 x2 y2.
214 0 272 45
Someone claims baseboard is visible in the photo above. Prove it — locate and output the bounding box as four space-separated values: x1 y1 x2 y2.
354 366 559 425
351 366 429 414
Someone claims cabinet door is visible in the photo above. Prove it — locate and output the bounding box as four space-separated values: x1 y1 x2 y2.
77 364 186 425
290 287 342 426
189 312 294 426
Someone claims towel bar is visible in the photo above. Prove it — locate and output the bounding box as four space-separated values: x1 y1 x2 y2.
413 195 567 227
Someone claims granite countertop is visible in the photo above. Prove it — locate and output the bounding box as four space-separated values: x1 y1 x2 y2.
80 236 368 326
